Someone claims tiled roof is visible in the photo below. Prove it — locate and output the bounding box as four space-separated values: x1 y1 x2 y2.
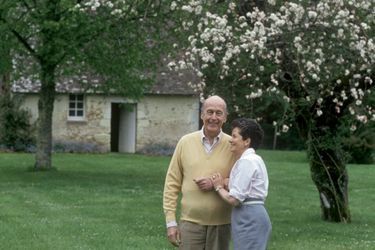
11 75 102 94
11 69 198 96
148 68 198 95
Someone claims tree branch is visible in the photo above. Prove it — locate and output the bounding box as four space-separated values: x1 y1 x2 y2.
9 25 37 57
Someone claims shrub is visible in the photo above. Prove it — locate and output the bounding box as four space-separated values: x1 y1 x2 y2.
0 93 35 151
343 126 374 164
138 143 174 156
52 140 106 153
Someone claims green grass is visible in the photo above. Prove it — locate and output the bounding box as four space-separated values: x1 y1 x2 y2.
0 151 374 250
263 151 375 250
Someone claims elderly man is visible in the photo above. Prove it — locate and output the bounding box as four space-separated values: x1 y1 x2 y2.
163 95 235 250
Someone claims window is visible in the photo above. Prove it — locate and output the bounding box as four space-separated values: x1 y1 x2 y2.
68 94 85 121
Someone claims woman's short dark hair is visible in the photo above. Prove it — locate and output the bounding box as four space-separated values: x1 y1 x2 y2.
231 118 264 150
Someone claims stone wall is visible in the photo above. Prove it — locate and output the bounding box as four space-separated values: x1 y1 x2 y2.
20 93 199 153
136 95 200 152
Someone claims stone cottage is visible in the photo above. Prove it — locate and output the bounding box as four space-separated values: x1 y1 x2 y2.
12 70 200 154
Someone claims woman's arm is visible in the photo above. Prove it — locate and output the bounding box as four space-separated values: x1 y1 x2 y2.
211 173 240 207
224 178 229 191
215 185 240 206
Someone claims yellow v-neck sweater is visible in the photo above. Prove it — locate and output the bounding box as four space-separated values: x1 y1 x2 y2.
163 131 236 225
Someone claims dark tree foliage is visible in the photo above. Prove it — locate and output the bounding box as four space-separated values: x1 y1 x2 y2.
0 93 35 151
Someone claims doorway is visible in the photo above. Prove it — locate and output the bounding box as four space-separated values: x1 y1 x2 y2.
110 103 136 153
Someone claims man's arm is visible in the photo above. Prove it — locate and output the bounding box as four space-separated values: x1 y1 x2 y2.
163 141 183 246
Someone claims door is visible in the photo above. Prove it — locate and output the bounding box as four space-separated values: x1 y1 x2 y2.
118 104 136 153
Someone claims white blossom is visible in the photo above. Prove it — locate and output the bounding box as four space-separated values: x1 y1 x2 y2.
176 0 373 131
282 124 289 133
350 125 357 131
356 115 368 123
170 2 177 11
308 11 318 19
268 0 276 6
181 5 193 13
349 107 355 115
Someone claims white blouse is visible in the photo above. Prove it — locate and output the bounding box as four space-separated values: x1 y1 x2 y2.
228 148 269 202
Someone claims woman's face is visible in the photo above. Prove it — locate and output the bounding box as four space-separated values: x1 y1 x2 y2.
229 127 249 156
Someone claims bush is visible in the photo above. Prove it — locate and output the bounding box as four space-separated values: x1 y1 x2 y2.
52 140 106 153
0 93 35 151
138 143 175 156
261 123 305 150
343 126 374 164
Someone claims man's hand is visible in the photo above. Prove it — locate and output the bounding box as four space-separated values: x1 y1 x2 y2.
194 177 213 191
167 226 181 247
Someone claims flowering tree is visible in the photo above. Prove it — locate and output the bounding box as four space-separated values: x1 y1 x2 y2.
0 0 173 169
171 0 374 222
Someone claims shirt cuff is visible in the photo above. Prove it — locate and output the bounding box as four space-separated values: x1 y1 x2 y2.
166 221 178 228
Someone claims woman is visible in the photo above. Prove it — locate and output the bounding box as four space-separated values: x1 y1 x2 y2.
211 118 271 250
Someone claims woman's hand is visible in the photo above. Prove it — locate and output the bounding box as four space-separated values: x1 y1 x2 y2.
210 173 224 189
211 173 240 206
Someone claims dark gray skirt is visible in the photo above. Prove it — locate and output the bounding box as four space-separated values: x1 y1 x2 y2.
231 204 271 250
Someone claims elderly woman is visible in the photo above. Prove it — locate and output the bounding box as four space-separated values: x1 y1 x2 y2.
211 118 271 250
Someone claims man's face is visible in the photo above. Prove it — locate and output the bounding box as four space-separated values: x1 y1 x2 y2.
201 99 227 136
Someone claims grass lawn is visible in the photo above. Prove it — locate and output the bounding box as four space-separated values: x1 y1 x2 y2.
0 151 374 250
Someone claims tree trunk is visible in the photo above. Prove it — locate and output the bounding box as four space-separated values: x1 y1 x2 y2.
307 134 351 223
1 74 10 93
34 64 56 170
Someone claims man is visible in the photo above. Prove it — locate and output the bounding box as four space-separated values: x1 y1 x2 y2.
163 95 236 250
